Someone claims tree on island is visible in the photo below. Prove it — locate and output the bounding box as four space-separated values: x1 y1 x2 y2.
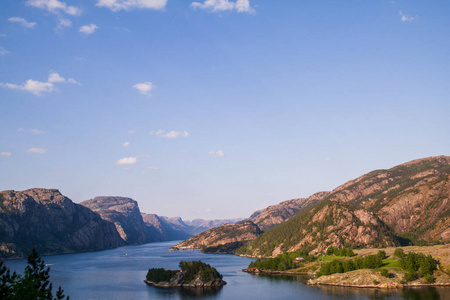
0 248 68 300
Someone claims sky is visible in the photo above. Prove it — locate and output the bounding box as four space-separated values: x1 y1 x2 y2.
0 0 449 220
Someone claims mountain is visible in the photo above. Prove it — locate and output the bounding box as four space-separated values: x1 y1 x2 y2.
141 213 191 241
0 189 123 259
248 191 330 231
160 217 242 236
171 192 330 251
80 196 151 245
171 221 262 251
237 156 450 257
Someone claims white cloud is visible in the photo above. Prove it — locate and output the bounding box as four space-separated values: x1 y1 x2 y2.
0 47 9 56
48 73 65 83
128 129 136 134
147 166 159 170
96 0 167 12
30 128 45 134
399 10 415 22
150 130 189 138
116 157 138 165
27 148 46 154
67 78 81 85
133 82 153 96
79 24 98 35
1 72 79 95
26 0 82 16
122 141 130 147
208 150 225 157
191 0 255 13
325 156 331 161
0 152 12 157
8 17 37 28
56 18 72 30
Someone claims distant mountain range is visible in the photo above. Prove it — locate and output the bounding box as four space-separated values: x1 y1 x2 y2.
2 155 449 259
174 156 450 258
0 190 240 258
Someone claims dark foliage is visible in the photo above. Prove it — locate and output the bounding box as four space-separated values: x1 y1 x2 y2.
317 251 385 277
179 261 222 283
399 251 437 281
0 248 68 299
325 246 355 257
146 268 178 283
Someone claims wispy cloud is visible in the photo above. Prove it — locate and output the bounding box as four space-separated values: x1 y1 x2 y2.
0 34 6 37
96 0 167 12
122 141 130 147
133 82 153 96
191 0 255 14
0 152 12 157
150 130 189 138
147 166 159 171
116 157 138 165
8 17 37 28
208 150 225 157
128 129 136 134
0 47 10 56
79 24 98 35
399 10 415 22
18 128 46 134
26 0 82 16
56 18 72 31
27 147 46 154
1 72 80 96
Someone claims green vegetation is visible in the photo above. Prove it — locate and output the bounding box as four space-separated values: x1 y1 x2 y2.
146 261 223 284
399 251 437 282
179 261 223 283
202 241 246 254
248 250 316 271
146 268 178 283
317 251 385 276
326 246 355 257
0 248 68 300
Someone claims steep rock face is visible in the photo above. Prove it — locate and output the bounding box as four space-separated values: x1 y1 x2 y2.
80 196 151 245
141 213 191 241
248 191 329 231
237 156 450 257
171 221 262 250
377 174 450 241
0 189 123 258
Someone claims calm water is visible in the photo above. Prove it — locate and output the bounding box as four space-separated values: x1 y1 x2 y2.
4 241 449 300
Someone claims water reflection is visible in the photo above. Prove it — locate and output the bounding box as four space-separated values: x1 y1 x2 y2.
151 286 223 299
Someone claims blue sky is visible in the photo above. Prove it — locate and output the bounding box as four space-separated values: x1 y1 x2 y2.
1 0 449 220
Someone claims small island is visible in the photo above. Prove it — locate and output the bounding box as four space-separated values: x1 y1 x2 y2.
144 260 227 288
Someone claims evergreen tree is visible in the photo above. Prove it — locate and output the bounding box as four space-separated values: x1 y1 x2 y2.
0 248 69 300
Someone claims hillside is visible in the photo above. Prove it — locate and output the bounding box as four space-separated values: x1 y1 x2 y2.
0 189 124 258
248 191 329 231
171 221 262 251
80 196 151 245
237 156 450 257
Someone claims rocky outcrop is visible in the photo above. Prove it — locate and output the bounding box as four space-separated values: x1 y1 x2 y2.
0 189 123 258
248 191 329 231
141 213 191 241
144 271 226 288
80 197 151 245
171 221 262 251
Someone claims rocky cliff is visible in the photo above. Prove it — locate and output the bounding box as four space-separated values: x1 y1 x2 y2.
0 189 123 258
237 156 450 257
171 221 262 251
141 213 191 241
80 196 151 245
